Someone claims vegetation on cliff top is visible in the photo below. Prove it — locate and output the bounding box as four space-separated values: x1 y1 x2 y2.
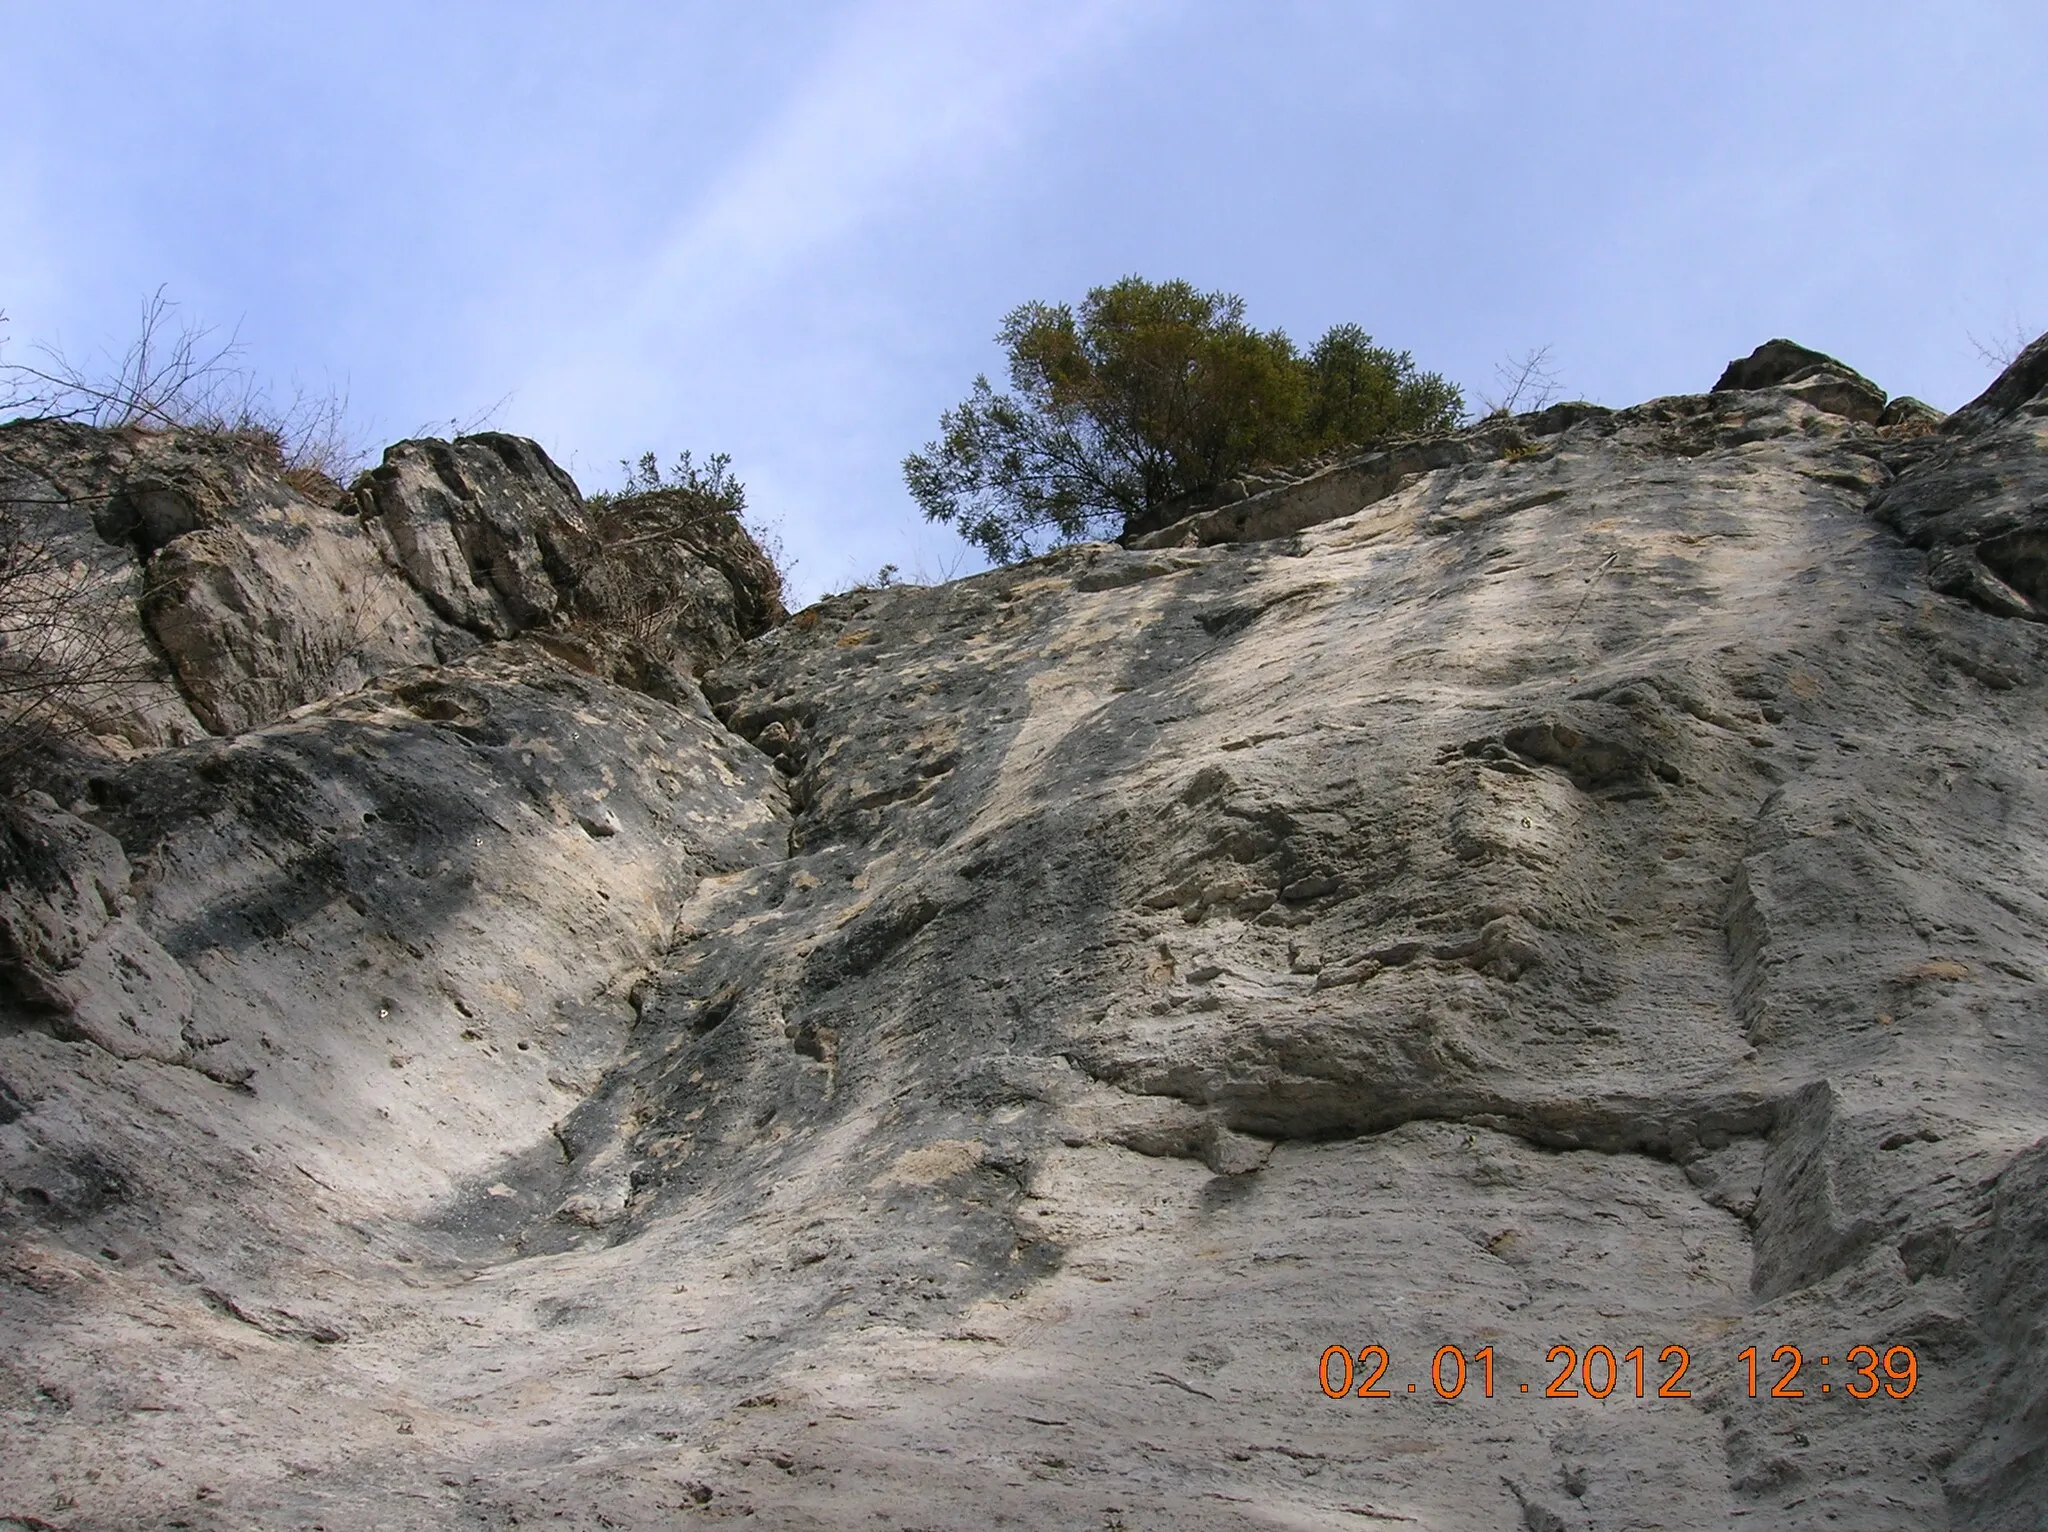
584 449 789 640
903 276 1463 562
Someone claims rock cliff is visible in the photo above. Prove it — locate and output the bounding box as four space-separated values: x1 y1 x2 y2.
4 335 2048 1529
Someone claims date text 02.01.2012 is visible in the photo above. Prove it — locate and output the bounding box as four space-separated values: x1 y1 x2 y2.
1318 1344 1920 1401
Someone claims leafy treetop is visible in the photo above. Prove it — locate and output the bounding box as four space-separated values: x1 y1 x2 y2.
904 276 1462 562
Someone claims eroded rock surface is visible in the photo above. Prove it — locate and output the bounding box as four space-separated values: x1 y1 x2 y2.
0 420 460 745
1872 330 2048 622
353 433 595 640
6 339 2048 1529
0 423 782 765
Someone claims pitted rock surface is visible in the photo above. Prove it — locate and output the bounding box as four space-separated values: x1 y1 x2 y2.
5 339 2048 1529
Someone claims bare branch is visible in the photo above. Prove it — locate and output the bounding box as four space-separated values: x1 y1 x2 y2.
406 392 516 444
0 289 370 484
1969 317 2037 372
0 508 155 772
1478 345 1561 418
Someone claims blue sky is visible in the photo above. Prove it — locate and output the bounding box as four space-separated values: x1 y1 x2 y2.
4 2 2043 602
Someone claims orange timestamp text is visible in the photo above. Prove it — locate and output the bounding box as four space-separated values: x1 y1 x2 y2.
1318 1343 1919 1402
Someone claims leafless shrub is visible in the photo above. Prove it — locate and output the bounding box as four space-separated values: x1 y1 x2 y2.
2 288 240 430
0 507 150 772
1477 345 1562 419
838 538 977 596
1969 317 2037 372
0 288 368 489
406 393 515 445
905 541 975 587
0 295 374 770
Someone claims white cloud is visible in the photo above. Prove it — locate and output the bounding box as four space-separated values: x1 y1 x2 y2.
638 0 1144 319
516 0 1155 440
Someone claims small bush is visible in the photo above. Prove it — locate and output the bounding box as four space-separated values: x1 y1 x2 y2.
583 451 789 642
1474 345 1562 420
588 449 742 513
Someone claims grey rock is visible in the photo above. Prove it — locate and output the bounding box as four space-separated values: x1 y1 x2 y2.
0 794 191 1062
139 501 453 735
0 420 457 747
1870 330 2048 619
347 433 782 689
1881 394 1948 433
0 792 131 976
1130 432 1492 549
9 347 2048 1527
0 420 784 782
1713 336 1889 423
1130 364 1895 553
0 421 210 755
44 916 194 1063
352 432 593 639
1941 328 2048 436
1712 335 1869 392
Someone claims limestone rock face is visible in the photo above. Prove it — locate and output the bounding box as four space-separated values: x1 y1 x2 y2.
137 497 458 736
352 433 594 639
0 421 211 754
1710 338 1888 425
1871 329 2048 620
0 794 194 1063
6 339 2048 1529
0 422 783 765
0 421 459 745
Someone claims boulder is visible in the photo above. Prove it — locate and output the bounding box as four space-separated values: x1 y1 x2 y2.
0 421 209 757
1713 335 1868 392
139 506 453 735
2 420 791 772
0 420 457 750
351 432 787 679
1880 394 1947 433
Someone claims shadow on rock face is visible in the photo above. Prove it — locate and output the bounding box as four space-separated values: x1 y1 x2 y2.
11 350 2048 1525
1871 329 2048 621
8 1142 129 1223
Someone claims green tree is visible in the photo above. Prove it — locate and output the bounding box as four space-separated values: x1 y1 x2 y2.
905 277 1462 561
1301 323 1464 452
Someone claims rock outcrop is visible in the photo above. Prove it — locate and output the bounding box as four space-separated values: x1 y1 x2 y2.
0 420 458 745
5 337 2048 1529
1871 329 2048 621
353 433 595 640
0 423 783 769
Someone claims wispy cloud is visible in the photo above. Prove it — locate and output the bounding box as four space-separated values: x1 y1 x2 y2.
517 0 1155 438
637 0 1147 320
